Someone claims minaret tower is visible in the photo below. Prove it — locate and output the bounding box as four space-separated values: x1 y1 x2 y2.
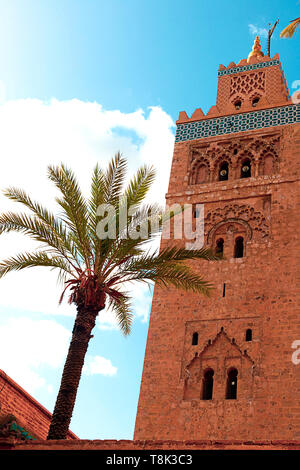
134 37 300 441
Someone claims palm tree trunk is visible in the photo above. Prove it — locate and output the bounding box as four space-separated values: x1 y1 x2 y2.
47 305 103 440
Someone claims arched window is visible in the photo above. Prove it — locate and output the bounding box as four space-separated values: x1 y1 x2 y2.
234 100 242 110
215 238 224 256
192 332 198 346
246 329 252 342
241 159 251 178
219 162 229 181
226 368 238 399
202 368 214 400
252 97 260 107
234 236 244 258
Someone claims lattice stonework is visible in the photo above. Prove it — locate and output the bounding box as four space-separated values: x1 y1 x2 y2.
205 203 270 241
230 71 265 97
175 104 300 143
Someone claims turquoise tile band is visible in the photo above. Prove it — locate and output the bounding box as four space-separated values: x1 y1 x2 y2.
175 104 300 143
217 60 280 76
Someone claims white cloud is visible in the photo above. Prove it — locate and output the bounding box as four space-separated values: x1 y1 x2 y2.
83 355 117 376
0 98 175 319
97 282 153 331
0 316 71 394
97 308 119 331
248 24 268 39
292 80 300 89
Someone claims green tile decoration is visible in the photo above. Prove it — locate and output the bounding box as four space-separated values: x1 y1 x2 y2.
175 104 300 143
217 60 280 76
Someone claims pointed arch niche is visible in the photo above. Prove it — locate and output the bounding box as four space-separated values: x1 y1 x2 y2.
207 219 252 259
189 156 210 185
183 328 255 402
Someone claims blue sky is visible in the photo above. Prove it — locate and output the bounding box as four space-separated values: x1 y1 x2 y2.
0 0 299 439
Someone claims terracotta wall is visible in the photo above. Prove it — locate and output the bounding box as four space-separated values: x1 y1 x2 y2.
134 53 300 441
0 370 77 440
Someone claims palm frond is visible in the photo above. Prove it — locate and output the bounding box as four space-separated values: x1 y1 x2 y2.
47 164 92 269
98 203 164 278
126 203 163 240
153 264 213 296
121 245 220 273
107 291 133 335
89 165 106 224
0 156 219 316
280 17 300 38
91 153 127 265
123 164 156 212
105 167 157 256
115 263 213 296
108 245 219 296
103 152 127 206
88 164 107 266
0 251 74 279
2 188 81 265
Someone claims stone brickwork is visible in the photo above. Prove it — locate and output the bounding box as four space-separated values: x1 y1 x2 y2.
134 46 300 441
0 370 77 440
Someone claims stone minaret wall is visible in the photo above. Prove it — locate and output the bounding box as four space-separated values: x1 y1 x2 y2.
134 43 300 441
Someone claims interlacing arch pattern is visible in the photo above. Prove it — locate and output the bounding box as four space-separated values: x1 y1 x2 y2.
189 155 211 184
205 203 270 241
188 135 280 184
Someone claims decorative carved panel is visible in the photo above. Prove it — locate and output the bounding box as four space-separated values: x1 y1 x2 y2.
188 134 280 184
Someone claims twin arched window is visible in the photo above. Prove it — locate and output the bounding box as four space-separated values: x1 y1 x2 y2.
218 159 251 182
233 97 260 110
201 367 238 400
214 236 244 258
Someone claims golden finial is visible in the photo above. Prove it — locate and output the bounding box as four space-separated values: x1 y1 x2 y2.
247 35 264 62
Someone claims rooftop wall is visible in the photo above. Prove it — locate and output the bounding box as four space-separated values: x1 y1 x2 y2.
0 370 77 440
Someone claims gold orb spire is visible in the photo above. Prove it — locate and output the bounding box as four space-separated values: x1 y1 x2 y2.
247 35 264 63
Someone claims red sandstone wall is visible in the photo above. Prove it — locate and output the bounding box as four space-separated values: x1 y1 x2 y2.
0 370 77 440
134 121 300 441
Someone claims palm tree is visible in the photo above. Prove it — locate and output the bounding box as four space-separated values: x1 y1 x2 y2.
280 17 300 38
0 153 219 440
